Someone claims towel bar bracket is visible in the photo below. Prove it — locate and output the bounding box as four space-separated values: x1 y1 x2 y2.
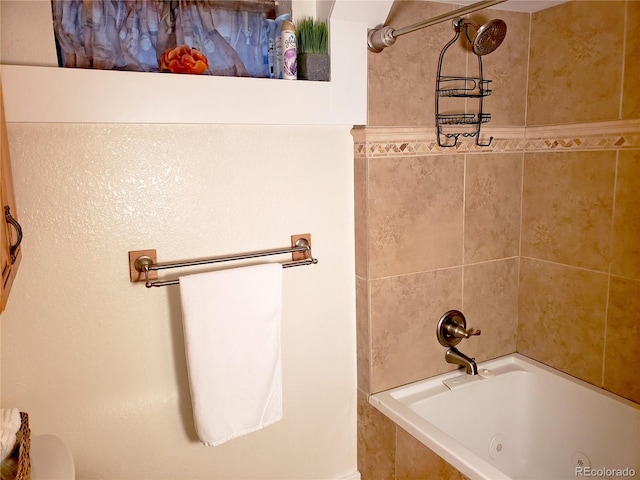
128 233 317 287
128 249 158 283
291 233 311 261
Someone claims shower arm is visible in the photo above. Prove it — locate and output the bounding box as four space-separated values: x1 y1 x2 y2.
367 0 506 53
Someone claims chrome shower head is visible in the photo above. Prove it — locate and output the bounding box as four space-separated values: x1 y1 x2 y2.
457 18 507 56
473 19 507 55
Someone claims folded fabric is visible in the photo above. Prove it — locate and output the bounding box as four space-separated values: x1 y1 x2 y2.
179 263 283 446
0 408 21 462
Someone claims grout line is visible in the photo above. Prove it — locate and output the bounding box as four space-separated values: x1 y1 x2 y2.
523 11 532 126
365 155 374 391
515 255 522 352
368 256 521 282
602 273 612 388
461 154 467 309
516 150 525 351
365 156 370 282
608 152 620 279
519 151 525 259
618 1 628 120
518 256 611 277
602 151 620 387
365 255 640 284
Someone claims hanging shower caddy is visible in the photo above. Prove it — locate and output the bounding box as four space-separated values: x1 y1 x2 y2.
366 2 506 147
435 19 495 148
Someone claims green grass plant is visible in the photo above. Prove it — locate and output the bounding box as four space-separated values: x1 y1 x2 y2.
296 17 329 55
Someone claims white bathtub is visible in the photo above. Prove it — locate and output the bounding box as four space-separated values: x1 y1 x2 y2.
370 353 639 480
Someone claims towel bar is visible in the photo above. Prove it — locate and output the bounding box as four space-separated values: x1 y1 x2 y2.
129 234 317 288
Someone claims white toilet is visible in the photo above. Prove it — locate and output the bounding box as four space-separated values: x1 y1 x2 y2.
30 434 75 480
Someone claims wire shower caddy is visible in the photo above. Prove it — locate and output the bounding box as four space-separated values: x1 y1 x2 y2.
435 20 494 148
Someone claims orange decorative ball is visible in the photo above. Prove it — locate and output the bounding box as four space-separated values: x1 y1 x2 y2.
160 45 209 74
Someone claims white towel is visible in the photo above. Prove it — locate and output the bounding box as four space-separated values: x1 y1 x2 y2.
0 408 21 462
179 263 283 446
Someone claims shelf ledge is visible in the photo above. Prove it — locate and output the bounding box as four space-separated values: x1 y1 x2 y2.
1 65 345 125
1 1 401 125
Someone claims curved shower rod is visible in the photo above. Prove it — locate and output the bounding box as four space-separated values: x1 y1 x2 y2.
368 0 507 53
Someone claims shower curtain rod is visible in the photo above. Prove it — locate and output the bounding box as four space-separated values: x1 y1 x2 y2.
367 0 507 52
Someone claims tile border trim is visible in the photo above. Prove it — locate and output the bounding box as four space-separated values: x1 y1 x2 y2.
352 119 640 157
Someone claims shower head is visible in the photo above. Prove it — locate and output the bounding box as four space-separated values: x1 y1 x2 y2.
457 18 507 56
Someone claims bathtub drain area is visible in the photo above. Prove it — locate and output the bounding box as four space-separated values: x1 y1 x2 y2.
572 451 591 470
489 434 506 460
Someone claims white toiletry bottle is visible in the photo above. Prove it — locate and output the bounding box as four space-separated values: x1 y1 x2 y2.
281 20 297 80
272 14 290 79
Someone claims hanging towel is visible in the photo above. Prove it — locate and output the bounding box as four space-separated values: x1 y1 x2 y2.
179 263 283 446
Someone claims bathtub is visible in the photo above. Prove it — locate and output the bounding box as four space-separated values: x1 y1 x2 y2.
369 353 639 480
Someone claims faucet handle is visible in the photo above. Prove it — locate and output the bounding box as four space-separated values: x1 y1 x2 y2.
437 310 481 347
446 324 481 339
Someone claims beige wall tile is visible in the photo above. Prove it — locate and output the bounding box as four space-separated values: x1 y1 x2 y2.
370 267 462 392
396 427 469 480
517 258 608 386
369 155 464 278
521 151 615 271
357 277 371 394
479 9 530 127
527 1 625 125
622 0 640 119
368 2 528 128
355 156 369 279
358 390 396 479
604 276 640 403
368 1 461 127
464 153 522 263
463 258 519 363
611 149 640 280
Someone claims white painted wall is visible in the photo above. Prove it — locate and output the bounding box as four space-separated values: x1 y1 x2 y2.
0 1 367 478
1 123 357 480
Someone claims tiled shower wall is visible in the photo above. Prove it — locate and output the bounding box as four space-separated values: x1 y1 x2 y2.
356 1 639 478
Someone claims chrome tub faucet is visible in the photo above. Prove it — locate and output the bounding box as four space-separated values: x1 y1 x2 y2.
445 346 479 375
437 310 481 375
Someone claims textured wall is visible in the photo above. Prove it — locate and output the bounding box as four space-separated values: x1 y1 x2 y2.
0 2 362 478
1 123 358 479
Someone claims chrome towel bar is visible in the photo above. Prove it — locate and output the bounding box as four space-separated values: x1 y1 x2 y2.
129 234 317 288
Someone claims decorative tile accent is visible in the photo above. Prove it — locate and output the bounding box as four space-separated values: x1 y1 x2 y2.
353 121 640 158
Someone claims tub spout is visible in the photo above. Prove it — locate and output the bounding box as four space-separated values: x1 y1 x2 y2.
445 347 478 375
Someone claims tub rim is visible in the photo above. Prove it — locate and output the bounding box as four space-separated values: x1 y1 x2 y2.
368 352 639 480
